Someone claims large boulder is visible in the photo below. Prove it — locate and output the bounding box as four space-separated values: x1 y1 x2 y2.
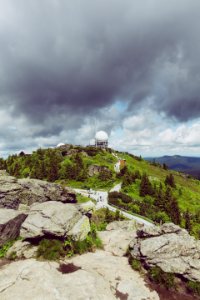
98 221 140 257
0 208 27 246
0 253 159 300
130 223 200 283
88 165 110 177
20 201 90 240
0 171 76 209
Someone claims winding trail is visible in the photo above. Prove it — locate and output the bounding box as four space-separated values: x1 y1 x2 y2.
74 151 154 227
74 185 153 227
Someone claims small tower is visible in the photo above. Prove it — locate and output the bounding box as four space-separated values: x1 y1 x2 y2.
95 131 108 148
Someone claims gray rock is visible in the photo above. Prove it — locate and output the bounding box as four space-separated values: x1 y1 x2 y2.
68 216 90 241
0 172 76 209
88 165 110 177
106 220 139 231
0 209 27 246
98 229 135 257
6 240 37 259
20 201 90 240
98 221 139 257
78 200 96 214
0 252 158 300
130 222 200 283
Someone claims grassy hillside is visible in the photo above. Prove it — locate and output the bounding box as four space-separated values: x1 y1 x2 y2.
1 145 200 238
119 152 200 212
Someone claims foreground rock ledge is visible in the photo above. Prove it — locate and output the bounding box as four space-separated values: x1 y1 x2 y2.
130 223 200 283
0 251 158 300
0 208 27 246
0 171 76 209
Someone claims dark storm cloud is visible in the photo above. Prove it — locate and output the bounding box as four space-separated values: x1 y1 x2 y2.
0 0 200 136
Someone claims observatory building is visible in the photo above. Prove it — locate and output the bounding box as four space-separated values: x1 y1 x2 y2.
95 131 108 148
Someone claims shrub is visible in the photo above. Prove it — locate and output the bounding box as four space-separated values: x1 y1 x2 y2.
187 281 200 296
64 224 103 256
148 266 175 289
130 258 142 271
37 239 65 260
0 240 15 258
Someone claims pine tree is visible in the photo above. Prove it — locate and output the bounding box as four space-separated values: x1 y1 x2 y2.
155 185 165 210
164 187 180 224
165 174 176 188
140 174 153 197
184 209 192 232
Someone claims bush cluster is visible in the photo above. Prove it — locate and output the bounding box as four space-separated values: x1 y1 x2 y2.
148 266 175 289
36 225 103 261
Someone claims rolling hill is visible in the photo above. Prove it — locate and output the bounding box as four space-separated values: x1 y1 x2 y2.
145 155 200 179
1 145 200 238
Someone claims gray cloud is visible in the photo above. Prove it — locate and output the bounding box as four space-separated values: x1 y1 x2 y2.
0 0 200 154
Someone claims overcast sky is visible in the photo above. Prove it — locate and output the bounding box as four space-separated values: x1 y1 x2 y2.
0 0 200 157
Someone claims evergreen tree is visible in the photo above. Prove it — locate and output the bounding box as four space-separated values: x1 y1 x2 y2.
184 209 192 232
164 187 180 224
163 163 168 170
140 174 153 197
165 174 176 188
154 185 165 210
169 197 181 225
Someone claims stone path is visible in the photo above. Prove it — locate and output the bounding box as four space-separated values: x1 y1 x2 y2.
74 186 153 227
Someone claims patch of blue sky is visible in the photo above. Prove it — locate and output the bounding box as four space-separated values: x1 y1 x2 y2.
113 100 128 113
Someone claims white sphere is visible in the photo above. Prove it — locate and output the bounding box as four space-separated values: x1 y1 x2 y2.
56 143 65 148
95 131 108 141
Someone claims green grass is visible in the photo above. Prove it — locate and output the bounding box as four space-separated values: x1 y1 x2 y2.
36 225 103 261
0 240 15 258
65 176 118 190
119 152 200 214
82 151 118 171
76 193 92 203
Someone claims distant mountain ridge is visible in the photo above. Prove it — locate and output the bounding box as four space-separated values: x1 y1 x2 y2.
145 155 200 179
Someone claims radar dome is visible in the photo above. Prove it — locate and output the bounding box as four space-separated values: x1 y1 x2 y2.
95 131 108 141
56 143 65 148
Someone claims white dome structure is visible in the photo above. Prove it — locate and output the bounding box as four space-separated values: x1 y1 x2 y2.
56 143 65 148
95 131 108 148
95 131 108 141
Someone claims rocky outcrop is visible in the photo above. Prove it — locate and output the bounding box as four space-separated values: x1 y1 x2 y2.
88 165 110 177
20 201 90 240
0 171 76 209
0 252 159 300
130 223 200 283
0 209 27 246
98 220 139 257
